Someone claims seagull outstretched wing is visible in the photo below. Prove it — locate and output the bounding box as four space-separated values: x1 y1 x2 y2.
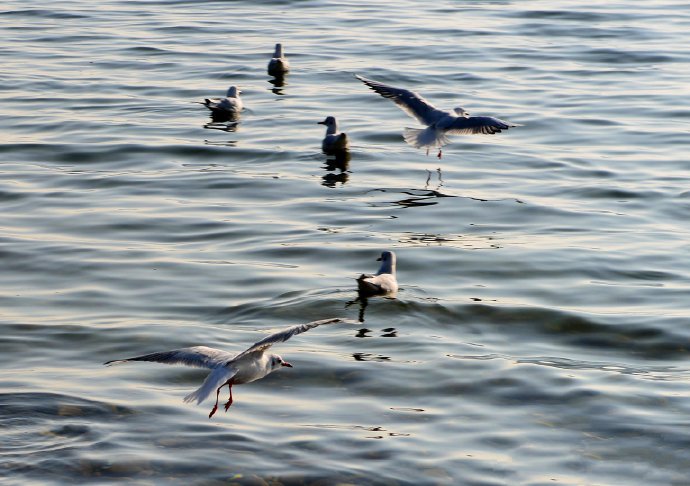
234 318 345 360
104 346 234 369
355 74 446 126
446 116 518 135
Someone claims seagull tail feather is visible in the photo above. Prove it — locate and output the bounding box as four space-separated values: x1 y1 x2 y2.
183 366 237 405
403 127 449 149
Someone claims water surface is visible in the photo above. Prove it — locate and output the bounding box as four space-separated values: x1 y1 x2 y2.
2 0 690 484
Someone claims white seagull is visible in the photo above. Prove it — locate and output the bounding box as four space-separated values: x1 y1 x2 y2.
267 43 290 76
355 74 519 158
204 86 243 117
318 116 350 154
105 318 345 418
357 251 398 297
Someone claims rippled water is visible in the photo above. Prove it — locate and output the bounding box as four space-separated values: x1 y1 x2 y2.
2 0 690 484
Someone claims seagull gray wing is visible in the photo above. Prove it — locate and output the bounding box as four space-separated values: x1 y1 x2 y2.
355 74 446 126
446 116 518 135
104 346 235 369
234 318 344 360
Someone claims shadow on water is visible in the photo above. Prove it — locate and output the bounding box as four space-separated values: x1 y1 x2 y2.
321 150 351 188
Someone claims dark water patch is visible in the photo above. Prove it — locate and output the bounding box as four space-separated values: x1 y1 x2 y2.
0 9 91 20
569 186 660 200
0 392 134 422
31 34 114 44
516 23 654 40
461 304 690 359
582 48 674 65
509 9 633 22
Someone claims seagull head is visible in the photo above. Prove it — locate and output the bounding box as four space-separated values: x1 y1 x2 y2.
270 354 293 369
376 250 397 275
318 116 337 127
453 106 470 118
226 86 241 98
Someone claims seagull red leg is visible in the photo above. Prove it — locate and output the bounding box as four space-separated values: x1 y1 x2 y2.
223 381 234 412
209 384 223 418
437 149 442 159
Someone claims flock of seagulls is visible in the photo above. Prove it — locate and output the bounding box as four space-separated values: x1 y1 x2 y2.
106 41 514 418
201 43 519 158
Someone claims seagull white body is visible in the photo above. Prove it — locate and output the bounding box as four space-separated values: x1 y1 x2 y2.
354 74 519 158
204 86 243 115
105 318 344 418
357 251 398 297
318 116 350 154
267 43 290 76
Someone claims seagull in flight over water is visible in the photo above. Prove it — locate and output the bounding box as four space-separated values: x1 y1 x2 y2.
105 318 346 418
355 74 519 158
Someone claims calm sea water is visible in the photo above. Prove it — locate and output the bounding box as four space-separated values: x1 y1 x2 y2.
2 0 690 484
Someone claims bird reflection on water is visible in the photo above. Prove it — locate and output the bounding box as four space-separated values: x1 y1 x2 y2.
268 75 287 95
321 151 351 188
204 120 239 133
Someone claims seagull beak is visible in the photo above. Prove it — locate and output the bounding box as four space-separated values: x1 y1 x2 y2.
317 120 326 125
376 257 382 261
282 361 293 368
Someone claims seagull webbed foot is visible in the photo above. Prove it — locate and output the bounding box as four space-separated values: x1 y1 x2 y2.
209 404 218 418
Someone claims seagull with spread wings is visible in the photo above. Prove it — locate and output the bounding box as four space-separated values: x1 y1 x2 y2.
105 318 345 418
355 74 519 158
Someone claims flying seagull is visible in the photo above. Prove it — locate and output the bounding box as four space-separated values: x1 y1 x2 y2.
355 74 519 158
105 318 346 418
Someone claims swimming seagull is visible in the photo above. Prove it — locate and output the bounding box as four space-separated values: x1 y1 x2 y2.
104 318 345 418
357 251 398 297
354 74 519 158
318 116 350 154
204 86 243 119
267 43 290 76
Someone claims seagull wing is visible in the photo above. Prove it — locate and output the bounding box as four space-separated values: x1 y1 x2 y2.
233 318 345 360
357 274 397 296
355 74 446 126
446 116 519 135
104 346 235 369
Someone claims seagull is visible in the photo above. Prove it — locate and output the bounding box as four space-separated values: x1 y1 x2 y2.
318 116 350 154
267 43 290 76
105 318 345 418
357 251 398 297
354 74 519 158
204 86 243 119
